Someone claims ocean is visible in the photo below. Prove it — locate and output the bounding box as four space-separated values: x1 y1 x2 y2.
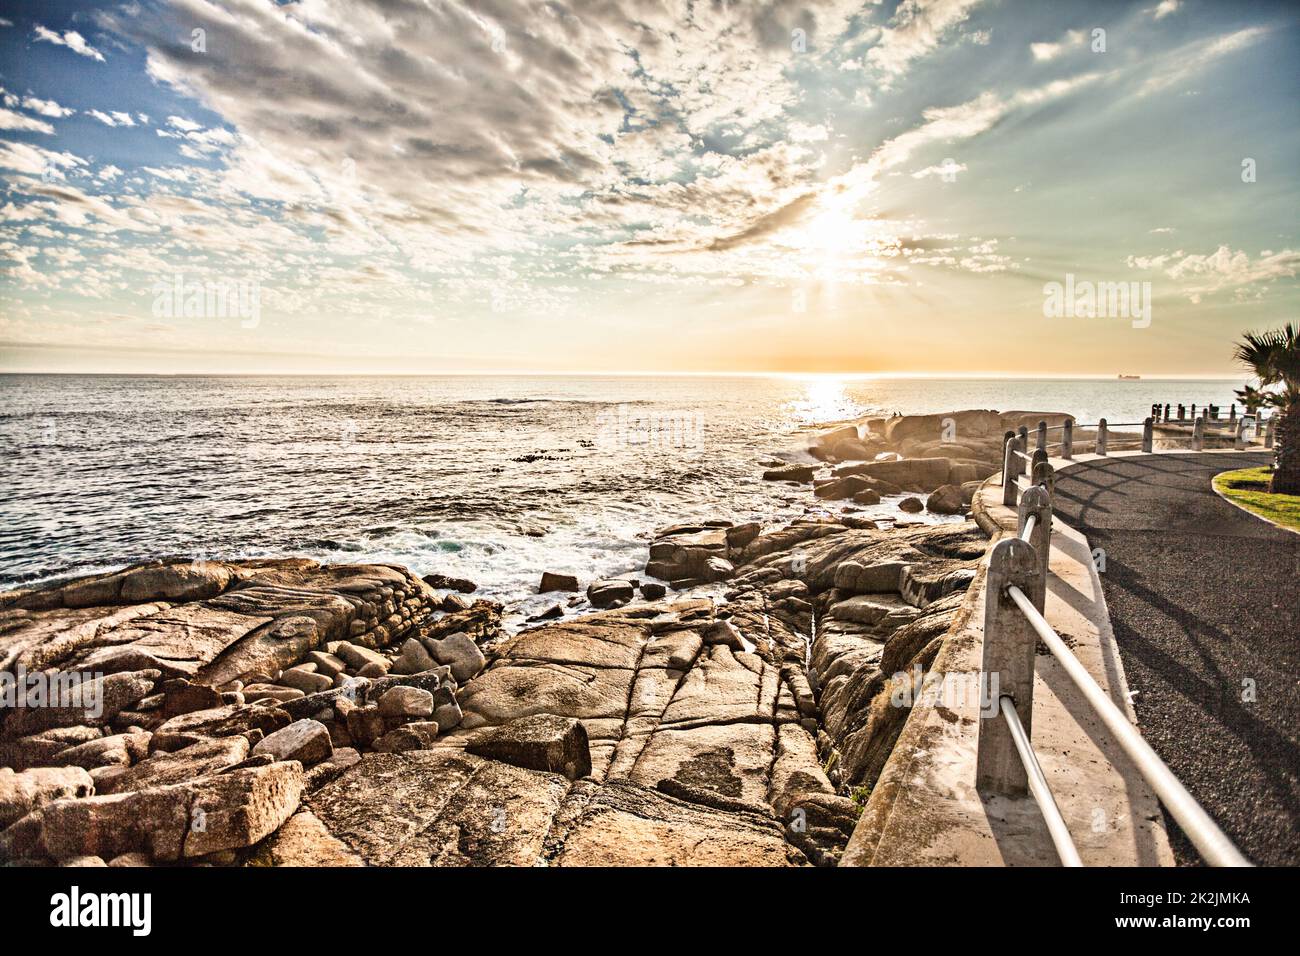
0 374 1243 619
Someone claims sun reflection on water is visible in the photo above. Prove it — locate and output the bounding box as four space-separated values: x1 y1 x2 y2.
786 375 866 426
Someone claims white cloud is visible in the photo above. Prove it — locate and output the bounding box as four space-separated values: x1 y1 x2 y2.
1137 27 1269 96
0 140 88 180
1127 245 1298 300
789 123 830 143
22 96 75 118
85 109 136 127
0 108 55 134
1152 0 1182 21
912 160 967 179
33 25 105 61
1031 30 1085 62
867 0 986 79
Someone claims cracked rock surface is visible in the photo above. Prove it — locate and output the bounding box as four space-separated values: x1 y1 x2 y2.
1 516 987 867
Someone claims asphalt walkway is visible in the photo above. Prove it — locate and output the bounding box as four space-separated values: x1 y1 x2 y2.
1052 452 1298 866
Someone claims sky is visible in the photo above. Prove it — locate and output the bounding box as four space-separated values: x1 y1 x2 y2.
0 0 1296 376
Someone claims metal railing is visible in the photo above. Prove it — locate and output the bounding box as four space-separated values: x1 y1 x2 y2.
982 459 1252 867
1151 402 1276 451
1001 413 1275 508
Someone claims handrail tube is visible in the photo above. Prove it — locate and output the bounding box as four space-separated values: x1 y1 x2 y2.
1002 437 1018 507
1001 697 1083 867
1004 585 1251 867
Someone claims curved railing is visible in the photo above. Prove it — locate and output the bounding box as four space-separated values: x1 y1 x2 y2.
981 442 1253 867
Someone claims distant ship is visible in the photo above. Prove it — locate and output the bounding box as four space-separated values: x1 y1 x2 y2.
1118 374 1141 380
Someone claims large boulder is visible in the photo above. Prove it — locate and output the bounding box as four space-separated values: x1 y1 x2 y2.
884 410 1003 446
830 438 872 461
813 475 874 501
98 736 251 794
2 670 160 736
465 714 592 781
762 464 818 482
810 425 859 454
539 572 580 593
0 726 103 771
999 410 1074 433
150 703 291 752
118 561 236 604
425 632 486 683
421 573 477 593
926 485 965 515
645 524 729 583
253 719 334 767
51 732 152 770
0 766 94 829
586 579 635 609
376 686 435 720
835 457 953 493
36 762 305 862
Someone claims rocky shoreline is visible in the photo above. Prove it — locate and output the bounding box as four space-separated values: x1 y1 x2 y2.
0 409 1065 867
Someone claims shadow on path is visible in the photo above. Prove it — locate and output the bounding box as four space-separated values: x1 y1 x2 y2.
1053 453 1299 866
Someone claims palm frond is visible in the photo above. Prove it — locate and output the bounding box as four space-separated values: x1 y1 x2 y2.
1234 322 1299 391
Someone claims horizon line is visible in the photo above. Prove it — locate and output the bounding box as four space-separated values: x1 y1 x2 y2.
0 369 1248 381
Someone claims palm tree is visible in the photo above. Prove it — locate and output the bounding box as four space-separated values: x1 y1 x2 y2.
1234 383 1267 417
1234 322 1300 495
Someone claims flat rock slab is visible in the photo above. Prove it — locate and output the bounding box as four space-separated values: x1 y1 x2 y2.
549 780 803 866
309 750 570 866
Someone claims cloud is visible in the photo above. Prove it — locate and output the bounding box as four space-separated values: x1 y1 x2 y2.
1152 0 1182 20
0 108 55 134
22 96 75 118
680 68 1108 273
88 0 867 277
912 160 967 179
0 140 88 180
1127 245 1299 300
1030 29 1085 61
33 25 106 61
866 0 986 78
1137 27 1269 96
85 109 137 127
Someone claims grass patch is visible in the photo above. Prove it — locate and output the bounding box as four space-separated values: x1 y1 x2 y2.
850 785 872 815
1213 467 1300 532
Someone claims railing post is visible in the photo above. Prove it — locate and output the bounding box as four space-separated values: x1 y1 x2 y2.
1031 447 1048 480
1018 485 1052 610
1036 420 1047 453
1229 404 1236 422
1265 416 1276 449
1142 417 1154 453
977 537 1040 796
1163 403 1171 422
1096 418 1108 456
1234 417 1247 450
1178 403 1185 422
1017 426 1029 477
1192 416 1204 451
1002 436 1018 507
1033 460 1056 502
1062 419 1073 459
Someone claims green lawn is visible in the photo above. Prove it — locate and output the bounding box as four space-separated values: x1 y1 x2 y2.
1213 467 1300 532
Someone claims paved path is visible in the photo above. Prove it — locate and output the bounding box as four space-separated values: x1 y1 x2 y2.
1052 452 1299 866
